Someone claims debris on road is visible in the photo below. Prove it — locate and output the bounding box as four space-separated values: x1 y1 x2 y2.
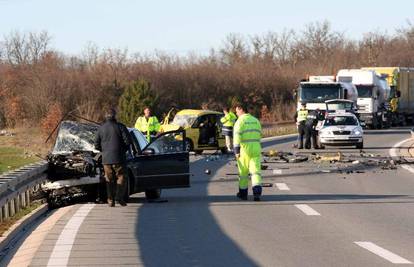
262 183 273 187
205 169 211 175
315 152 343 162
261 165 269 170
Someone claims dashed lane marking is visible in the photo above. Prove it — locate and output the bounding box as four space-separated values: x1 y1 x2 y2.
355 241 412 264
275 183 290 191
294 204 321 216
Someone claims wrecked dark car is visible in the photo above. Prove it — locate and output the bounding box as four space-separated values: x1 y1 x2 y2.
44 120 190 207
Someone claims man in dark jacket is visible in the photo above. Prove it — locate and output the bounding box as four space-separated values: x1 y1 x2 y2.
305 108 323 149
95 108 132 207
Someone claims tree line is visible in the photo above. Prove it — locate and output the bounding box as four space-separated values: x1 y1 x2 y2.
1 21 414 132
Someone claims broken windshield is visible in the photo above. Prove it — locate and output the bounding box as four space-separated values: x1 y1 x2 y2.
52 121 99 154
172 114 198 128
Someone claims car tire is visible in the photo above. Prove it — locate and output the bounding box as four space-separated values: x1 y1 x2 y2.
195 150 203 155
145 189 161 200
220 147 228 154
356 142 364 149
184 138 193 152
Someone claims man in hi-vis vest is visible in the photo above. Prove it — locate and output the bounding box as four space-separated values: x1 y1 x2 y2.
220 107 237 153
233 102 262 201
294 102 308 149
134 107 160 142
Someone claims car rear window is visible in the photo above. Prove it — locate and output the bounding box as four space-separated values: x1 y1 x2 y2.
324 116 358 126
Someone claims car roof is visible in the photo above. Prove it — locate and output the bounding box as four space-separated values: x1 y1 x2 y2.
176 109 222 116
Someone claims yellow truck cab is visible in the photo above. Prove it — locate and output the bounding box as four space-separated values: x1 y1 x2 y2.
161 109 227 154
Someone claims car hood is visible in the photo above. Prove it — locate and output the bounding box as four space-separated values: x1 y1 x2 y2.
160 124 181 132
321 125 361 132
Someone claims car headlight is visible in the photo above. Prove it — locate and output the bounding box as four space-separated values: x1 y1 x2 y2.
320 130 333 136
352 128 363 136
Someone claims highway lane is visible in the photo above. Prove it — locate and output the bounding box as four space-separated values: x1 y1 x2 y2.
2 127 414 267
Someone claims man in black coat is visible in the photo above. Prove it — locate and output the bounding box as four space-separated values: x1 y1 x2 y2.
95 108 132 207
305 108 323 149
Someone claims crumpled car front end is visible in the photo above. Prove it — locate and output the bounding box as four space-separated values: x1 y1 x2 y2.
43 121 104 207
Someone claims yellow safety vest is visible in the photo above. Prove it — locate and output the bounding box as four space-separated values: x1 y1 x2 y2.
220 112 237 127
135 116 160 133
297 109 308 122
390 98 399 113
233 113 262 157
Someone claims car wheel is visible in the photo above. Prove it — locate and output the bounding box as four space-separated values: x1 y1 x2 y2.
145 189 161 200
184 138 193 152
356 142 364 149
220 147 228 154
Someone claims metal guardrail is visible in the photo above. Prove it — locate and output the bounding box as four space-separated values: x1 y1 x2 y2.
0 161 48 222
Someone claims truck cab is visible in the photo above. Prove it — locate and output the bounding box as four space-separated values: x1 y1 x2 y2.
297 75 358 111
337 69 389 129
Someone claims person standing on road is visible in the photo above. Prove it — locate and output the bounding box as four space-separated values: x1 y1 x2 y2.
134 107 160 142
220 107 237 153
294 103 308 149
95 108 132 207
233 102 262 201
305 108 323 149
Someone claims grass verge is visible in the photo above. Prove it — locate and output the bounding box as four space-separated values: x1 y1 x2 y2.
0 147 38 174
262 123 297 138
0 201 43 237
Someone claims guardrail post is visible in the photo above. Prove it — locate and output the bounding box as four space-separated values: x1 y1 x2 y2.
9 199 15 217
26 190 31 206
20 192 26 208
3 202 9 220
15 195 20 213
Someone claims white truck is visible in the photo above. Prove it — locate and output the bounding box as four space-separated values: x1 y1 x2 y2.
337 69 390 129
296 75 358 111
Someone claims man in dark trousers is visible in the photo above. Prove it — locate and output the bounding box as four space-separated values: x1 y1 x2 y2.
305 108 323 149
294 103 308 149
95 108 132 207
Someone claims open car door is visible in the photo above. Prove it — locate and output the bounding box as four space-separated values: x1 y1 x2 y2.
129 130 190 192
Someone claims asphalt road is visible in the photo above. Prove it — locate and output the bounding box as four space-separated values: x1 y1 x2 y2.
3 127 414 267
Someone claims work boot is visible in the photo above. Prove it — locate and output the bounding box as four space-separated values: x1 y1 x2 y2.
236 188 248 200
106 183 115 207
115 186 127 206
253 185 262 202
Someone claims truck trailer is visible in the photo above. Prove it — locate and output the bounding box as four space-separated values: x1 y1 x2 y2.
362 67 414 125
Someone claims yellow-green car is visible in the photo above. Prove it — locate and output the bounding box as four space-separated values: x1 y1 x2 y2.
161 109 227 154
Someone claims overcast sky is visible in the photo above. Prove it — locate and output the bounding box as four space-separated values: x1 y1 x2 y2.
1 0 413 55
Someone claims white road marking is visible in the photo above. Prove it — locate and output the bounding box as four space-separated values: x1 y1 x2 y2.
272 169 283 175
294 204 320 216
47 204 95 267
275 183 290 191
390 138 414 174
355 242 412 264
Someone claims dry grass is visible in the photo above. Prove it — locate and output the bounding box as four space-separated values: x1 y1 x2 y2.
0 127 51 158
0 127 52 173
262 123 297 138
